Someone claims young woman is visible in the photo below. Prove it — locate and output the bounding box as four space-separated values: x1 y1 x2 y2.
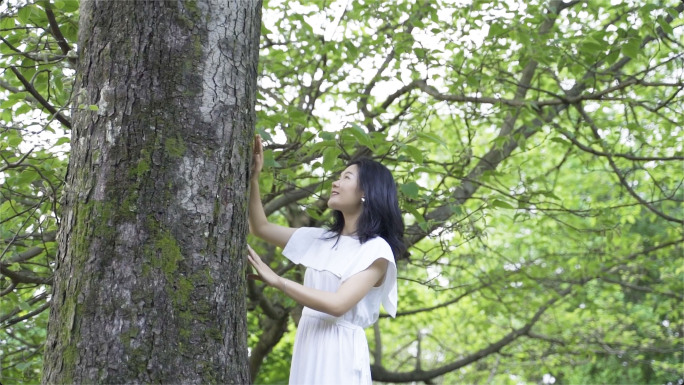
246 135 405 385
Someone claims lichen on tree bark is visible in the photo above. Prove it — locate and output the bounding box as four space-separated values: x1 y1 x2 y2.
42 1 262 383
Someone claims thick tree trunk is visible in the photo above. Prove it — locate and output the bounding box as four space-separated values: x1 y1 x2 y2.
42 1 261 383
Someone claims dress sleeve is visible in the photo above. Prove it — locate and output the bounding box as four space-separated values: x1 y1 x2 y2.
340 238 398 318
282 227 325 264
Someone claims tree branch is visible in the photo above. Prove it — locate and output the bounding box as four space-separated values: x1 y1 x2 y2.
0 35 66 62
9 66 71 128
1 300 51 328
0 263 52 285
574 102 683 224
44 4 71 55
380 281 491 318
0 148 34 172
403 1 684 248
371 288 572 382
600 276 683 300
249 312 290 381
263 182 323 216
0 280 18 297
554 123 684 161
0 292 49 324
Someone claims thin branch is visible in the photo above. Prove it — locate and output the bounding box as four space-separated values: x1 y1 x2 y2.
0 292 49 324
574 102 683 224
601 276 683 300
0 263 52 285
380 281 491 318
0 35 66 62
9 66 71 128
5 246 46 264
0 280 18 297
263 182 323 216
248 312 290 381
371 287 572 382
0 148 34 172
44 5 71 55
554 123 684 161
1 300 50 328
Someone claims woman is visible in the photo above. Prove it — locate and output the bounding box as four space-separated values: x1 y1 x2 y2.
247 135 405 385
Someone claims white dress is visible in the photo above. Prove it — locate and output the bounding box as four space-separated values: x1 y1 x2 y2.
282 227 398 385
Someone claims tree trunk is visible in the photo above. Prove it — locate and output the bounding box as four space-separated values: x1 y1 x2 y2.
42 1 261 383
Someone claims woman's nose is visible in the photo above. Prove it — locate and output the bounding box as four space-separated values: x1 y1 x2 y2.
332 180 339 187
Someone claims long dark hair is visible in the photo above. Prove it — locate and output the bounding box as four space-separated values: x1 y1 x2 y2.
328 158 406 259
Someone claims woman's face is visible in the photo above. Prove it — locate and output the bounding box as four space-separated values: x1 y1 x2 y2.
328 164 364 212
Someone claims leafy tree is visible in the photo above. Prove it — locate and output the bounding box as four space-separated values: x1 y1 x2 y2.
2 0 682 384
1 0 75 381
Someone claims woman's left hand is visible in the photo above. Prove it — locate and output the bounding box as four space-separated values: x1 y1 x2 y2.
246 245 281 288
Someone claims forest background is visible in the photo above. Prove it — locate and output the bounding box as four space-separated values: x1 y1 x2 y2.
1 0 682 384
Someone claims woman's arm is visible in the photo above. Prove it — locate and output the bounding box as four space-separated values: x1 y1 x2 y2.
247 245 388 317
249 135 297 248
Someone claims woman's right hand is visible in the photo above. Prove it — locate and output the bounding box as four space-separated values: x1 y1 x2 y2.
251 134 263 180
247 133 297 248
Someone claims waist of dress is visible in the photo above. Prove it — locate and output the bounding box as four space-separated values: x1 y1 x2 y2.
301 309 364 331
300 309 370 375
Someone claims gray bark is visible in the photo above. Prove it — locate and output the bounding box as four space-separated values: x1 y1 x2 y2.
42 1 261 383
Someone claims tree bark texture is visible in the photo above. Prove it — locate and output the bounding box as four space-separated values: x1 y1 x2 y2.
42 1 261 383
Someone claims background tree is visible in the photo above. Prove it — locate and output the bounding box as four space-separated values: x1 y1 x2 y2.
2 0 682 384
1 0 262 383
1 0 76 379
250 0 683 383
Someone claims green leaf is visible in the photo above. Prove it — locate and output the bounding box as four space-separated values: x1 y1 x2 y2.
322 146 341 171
666 7 679 19
416 132 447 150
54 75 64 93
540 191 561 201
8 132 22 147
1 99 19 109
18 300 32 311
61 0 78 11
404 144 424 164
256 127 273 142
400 181 420 198
15 104 32 115
55 137 70 146
657 16 673 35
404 203 425 223
488 23 505 38
16 169 38 184
61 22 78 42
581 39 604 55
18 6 35 24
346 124 374 150
1 109 12 122
0 17 15 29
605 49 620 65
262 149 279 168
621 37 641 59
450 205 463 216
490 199 514 209
550 137 569 146
319 131 336 141
640 4 659 13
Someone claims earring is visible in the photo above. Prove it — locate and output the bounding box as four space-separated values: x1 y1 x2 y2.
361 197 365 203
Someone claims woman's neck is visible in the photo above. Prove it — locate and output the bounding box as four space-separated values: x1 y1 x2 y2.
341 212 360 236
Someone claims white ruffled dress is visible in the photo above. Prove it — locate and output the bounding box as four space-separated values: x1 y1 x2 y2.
282 227 398 385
